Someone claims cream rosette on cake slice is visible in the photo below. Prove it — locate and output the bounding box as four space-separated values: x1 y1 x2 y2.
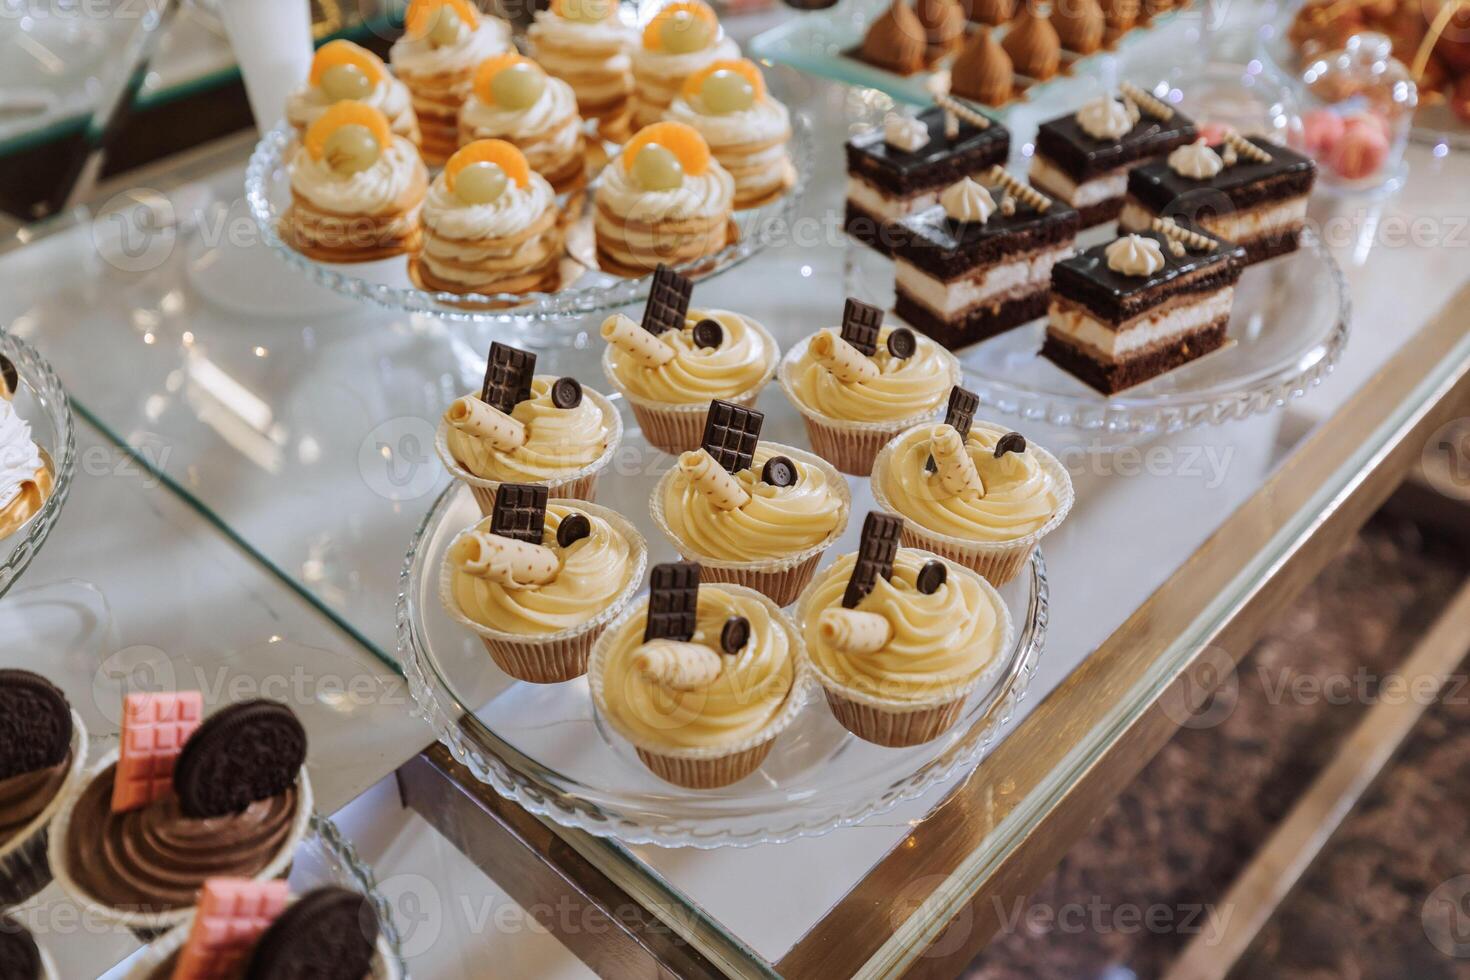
666 59 794 209
0 390 55 543
390 0 514 163
287 40 420 146
631 0 739 129
460 55 588 196
594 121 735 277
412 140 569 299
285 103 428 263
528 0 637 140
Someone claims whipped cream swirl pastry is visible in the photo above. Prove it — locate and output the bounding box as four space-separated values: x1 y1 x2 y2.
1075 96 1134 141
445 376 612 482
787 324 953 424
527 0 636 136
1104 232 1166 276
1168 140 1224 179
0 395 51 540
286 39 419 144
666 59 793 208
602 307 772 405
459 55 586 194
630 1 740 128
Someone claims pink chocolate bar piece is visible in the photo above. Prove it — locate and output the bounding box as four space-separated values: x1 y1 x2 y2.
111 691 204 812
172 877 291 980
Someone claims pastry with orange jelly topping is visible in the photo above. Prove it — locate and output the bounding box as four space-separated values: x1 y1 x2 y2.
458 54 588 196
666 59 794 209
594 120 735 275
409 139 566 297
528 0 637 142
283 103 429 262
631 1 739 130
390 0 513 165
286 40 420 146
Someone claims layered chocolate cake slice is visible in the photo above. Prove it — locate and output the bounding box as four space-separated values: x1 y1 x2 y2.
891 168 1078 349
1028 82 1196 227
1119 131 1316 264
845 99 1010 254
1043 220 1245 393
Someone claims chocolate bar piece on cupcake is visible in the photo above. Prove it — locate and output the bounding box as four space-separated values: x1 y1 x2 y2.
845 97 1010 255
1028 82 1196 227
1043 219 1245 393
891 168 1078 349
1119 131 1316 265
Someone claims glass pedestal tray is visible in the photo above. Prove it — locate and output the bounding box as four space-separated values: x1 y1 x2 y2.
0 333 76 599
951 228 1350 434
400 475 1048 848
245 114 814 324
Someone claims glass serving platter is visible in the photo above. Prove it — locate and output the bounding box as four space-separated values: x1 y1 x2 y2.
399 461 1048 849
955 228 1350 434
0 333 76 600
244 114 814 323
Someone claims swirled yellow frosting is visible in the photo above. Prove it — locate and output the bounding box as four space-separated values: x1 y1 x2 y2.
606 309 772 404
879 423 1058 542
599 586 796 749
787 327 952 422
450 504 636 635
804 549 1004 703
445 376 613 481
663 445 845 561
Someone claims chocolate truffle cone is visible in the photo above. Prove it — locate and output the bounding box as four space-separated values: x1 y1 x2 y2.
1002 3 1061 79
967 0 1013 25
1101 0 1139 37
1054 0 1104 53
860 0 927 75
951 27 1014 105
915 0 966 63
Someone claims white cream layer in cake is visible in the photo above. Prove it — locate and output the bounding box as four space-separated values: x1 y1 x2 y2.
896 243 1073 317
846 176 943 221
1048 288 1234 360
1028 156 1130 208
1119 196 1309 243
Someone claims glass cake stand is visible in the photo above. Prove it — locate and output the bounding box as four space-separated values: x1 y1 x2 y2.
399 473 1048 849
0 333 76 600
244 115 814 325
958 228 1350 434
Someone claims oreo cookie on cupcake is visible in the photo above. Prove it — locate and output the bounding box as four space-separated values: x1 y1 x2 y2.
126 880 400 979
49 695 313 935
0 670 88 907
0 915 58 979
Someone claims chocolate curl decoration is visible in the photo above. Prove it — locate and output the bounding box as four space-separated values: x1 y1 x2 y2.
930 424 985 498
602 313 675 367
811 330 879 383
679 449 750 511
446 396 526 452
633 640 723 690
818 608 892 654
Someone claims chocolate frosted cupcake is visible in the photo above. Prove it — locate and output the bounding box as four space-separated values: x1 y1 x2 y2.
0 670 88 907
0 915 58 979
50 695 313 934
436 341 622 514
127 882 399 980
650 400 849 606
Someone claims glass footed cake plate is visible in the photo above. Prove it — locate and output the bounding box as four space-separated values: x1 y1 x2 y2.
0 333 76 600
400 466 1048 849
955 227 1350 434
244 114 813 324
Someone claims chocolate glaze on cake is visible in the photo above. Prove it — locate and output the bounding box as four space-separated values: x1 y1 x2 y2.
846 106 1011 198
1034 107 1197 183
889 198 1079 280
1050 227 1244 323
1124 135 1315 215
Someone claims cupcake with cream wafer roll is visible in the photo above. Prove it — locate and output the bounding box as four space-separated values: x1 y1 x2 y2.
871 385 1072 585
528 0 637 142
442 484 647 683
588 562 806 787
410 140 567 299
666 59 795 209
599 265 778 453
795 512 1012 746
436 340 621 512
287 40 420 146
459 55 588 196
651 399 849 606
283 103 428 263
778 297 960 475
390 0 514 165
631 1 739 129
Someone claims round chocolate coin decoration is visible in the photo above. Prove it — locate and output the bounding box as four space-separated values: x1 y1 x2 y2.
550 376 583 409
994 432 1027 457
720 616 750 654
0 916 42 980
173 699 307 818
556 512 592 548
0 669 73 781
915 559 947 595
245 887 378 980
691 318 724 349
885 327 917 359
760 455 797 488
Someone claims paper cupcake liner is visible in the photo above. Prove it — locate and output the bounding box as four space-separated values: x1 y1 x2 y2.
439 502 649 684
776 335 961 477
587 583 811 787
435 385 624 517
648 443 851 607
600 315 780 456
125 908 402 980
794 550 1014 747
48 749 314 935
0 712 88 907
869 424 1074 587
